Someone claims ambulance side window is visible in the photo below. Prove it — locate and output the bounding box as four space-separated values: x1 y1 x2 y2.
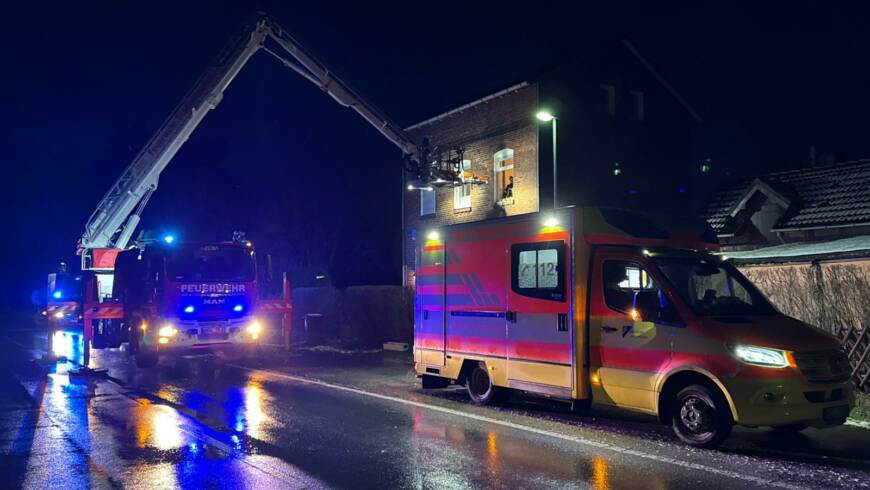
511 241 566 302
602 260 683 325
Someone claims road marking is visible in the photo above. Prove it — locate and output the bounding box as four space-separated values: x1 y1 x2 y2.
230 365 808 490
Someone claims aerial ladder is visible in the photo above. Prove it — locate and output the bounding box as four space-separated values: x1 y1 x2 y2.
77 14 481 299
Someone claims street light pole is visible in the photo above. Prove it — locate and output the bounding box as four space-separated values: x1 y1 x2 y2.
536 110 558 209
551 117 557 209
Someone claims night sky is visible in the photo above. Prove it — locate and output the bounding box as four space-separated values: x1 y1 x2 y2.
3 1 870 309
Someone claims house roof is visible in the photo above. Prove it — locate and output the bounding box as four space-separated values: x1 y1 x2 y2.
723 235 870 263
704 159 870 233
404 82 530 131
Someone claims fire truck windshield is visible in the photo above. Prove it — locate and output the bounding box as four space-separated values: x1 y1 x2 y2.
166 245 255 282
652 256 777 316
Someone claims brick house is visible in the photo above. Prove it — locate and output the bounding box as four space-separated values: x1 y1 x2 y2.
402 44 702 285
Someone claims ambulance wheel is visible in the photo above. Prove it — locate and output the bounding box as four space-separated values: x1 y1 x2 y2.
467 362 503 405
135 348 158 368
671 384 732 448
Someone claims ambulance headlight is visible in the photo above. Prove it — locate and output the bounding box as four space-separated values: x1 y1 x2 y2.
158 324 177 337
53 311 64 319
731 345 789 368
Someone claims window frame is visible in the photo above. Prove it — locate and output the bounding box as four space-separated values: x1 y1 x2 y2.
420 189 435 216
601 259 684 327
510 240 567 302
454 159 472 209
493 148 515 205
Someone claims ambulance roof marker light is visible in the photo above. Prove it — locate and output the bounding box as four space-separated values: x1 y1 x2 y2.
163 234 176 245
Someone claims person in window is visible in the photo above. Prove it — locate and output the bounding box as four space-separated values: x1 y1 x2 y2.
603 264 632 312
502 175 514 199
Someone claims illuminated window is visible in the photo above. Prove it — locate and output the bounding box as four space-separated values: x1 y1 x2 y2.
601 260 681 325
421 189 435 216
511 241 565 302
494 149 515 205
454 159 471 209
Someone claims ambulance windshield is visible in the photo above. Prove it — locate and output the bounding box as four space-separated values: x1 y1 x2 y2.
652 257 777 316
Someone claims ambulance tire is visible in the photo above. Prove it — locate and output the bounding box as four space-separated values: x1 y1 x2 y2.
467 362 504 405
671 384 733 448
135 348 159 369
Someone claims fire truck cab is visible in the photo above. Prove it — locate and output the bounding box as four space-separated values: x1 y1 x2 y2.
113 239 262 368
414 207 854 447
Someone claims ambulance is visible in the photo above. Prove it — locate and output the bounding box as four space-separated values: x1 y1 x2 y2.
413 207 854 447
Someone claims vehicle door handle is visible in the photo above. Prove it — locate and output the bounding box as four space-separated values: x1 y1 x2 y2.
601 326 618 333
557 313 568 332
505 310 517 323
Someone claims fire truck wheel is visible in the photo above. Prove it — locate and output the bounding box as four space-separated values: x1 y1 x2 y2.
91 326 107 349
135 349 159 368
670 384 733 448
467 362 503 405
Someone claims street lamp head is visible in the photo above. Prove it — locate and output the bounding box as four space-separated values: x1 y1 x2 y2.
536 110 555 122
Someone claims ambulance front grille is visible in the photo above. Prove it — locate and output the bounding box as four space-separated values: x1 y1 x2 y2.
794 350 852 384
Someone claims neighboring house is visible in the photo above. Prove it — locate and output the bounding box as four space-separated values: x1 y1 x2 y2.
703 159 870 336
704 159 870 251
401 43 702 285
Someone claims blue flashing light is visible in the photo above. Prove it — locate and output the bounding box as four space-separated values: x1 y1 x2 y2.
163 234 176 245
183 305 195 314
52 290 63 300
233 304 244 313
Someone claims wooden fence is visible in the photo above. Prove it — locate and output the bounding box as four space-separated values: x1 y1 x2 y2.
836 325 870 392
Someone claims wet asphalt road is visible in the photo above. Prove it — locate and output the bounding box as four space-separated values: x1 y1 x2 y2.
2 331 870 489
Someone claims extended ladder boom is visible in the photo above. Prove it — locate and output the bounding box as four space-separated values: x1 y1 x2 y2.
79 16 421 268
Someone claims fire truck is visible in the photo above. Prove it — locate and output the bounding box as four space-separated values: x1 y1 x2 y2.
57 13 474 368
414 207 854 447
43 265 84 358
109 238 260 367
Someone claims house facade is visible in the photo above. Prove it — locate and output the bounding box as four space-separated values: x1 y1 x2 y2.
401 44 702 285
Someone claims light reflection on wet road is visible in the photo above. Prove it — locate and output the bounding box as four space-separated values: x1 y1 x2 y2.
1 337 869 489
